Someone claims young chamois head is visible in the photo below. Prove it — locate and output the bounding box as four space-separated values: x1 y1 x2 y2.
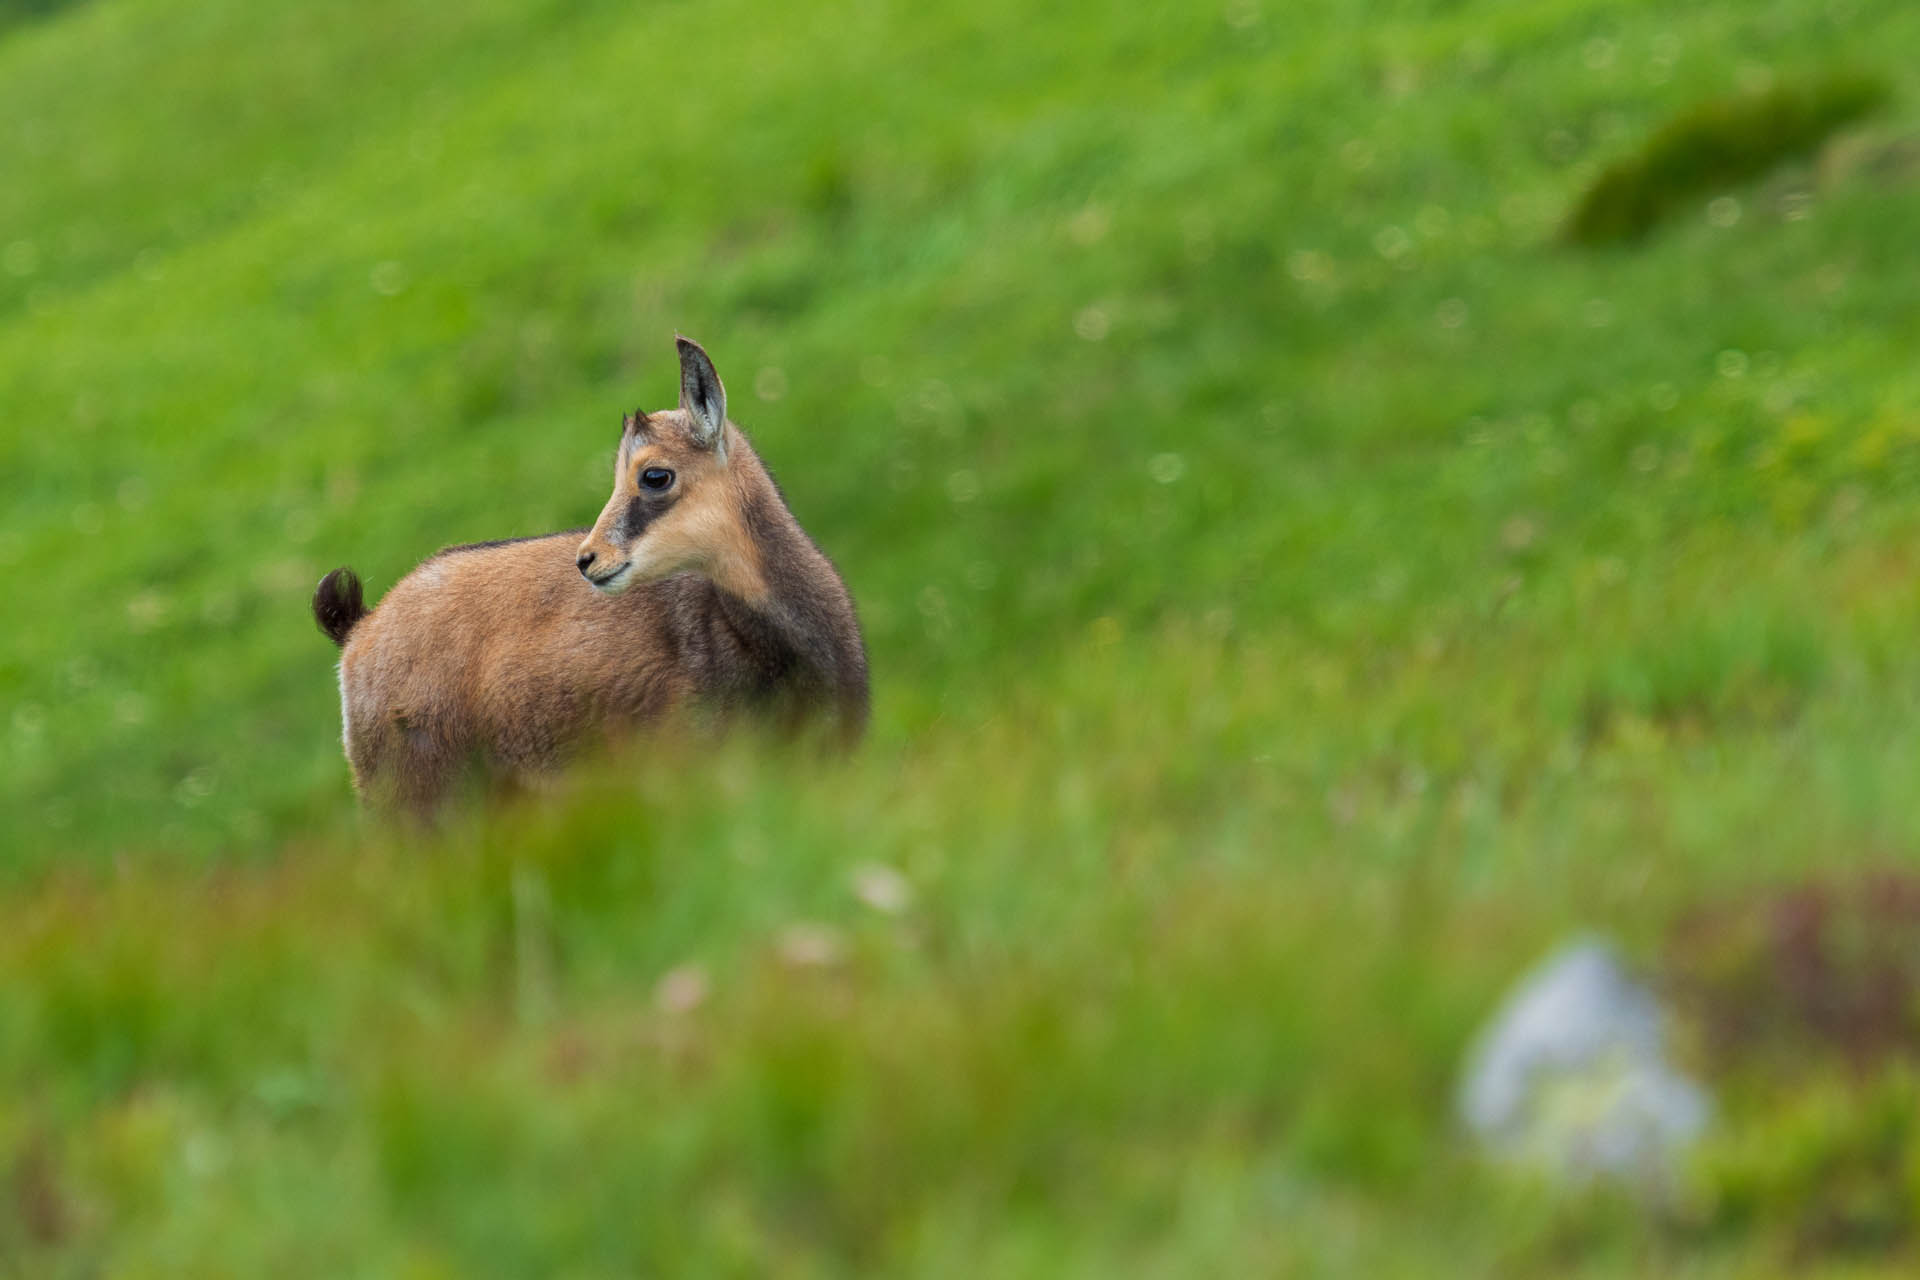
576 336 750 598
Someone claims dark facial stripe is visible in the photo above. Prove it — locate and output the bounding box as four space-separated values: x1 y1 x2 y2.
623 496 652 541
622 492 676 541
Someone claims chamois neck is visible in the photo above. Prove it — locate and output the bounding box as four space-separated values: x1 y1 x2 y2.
706 442 869 728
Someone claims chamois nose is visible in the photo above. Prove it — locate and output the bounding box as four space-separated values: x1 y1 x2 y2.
576 550 596 576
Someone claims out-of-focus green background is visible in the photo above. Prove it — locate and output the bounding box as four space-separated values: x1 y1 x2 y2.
5 0 1920 1272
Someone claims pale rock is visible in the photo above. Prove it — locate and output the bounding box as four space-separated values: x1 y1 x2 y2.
1459 939 1709 1188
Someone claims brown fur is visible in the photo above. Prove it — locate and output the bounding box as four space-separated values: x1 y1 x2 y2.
320 338 868 813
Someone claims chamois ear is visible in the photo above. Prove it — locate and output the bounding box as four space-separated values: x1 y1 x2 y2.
676 335 727 452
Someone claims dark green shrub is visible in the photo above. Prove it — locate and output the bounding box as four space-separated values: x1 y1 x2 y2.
0 0 89 26
1565 72 1890 245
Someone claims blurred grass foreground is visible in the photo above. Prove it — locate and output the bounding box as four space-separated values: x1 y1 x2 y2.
7 0 1920 1273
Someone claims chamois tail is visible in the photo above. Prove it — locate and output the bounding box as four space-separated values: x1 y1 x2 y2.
312 567 368 647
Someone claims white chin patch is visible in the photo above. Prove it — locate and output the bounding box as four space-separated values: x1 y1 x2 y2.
590 562 636 595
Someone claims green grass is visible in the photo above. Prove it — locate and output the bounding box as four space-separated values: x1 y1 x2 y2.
5 0 1920 1272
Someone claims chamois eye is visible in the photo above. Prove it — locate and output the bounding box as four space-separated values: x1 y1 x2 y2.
640 467 674 490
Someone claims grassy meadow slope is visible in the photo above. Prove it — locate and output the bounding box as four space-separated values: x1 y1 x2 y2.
5 0 1920 1272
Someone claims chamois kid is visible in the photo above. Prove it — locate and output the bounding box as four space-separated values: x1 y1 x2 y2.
313 336 868 811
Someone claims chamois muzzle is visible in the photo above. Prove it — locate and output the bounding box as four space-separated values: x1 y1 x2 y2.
576 532 634 593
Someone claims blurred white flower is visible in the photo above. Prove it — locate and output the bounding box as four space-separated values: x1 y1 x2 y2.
654 964 708 1014
776 923 845 969
852 864 912 915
